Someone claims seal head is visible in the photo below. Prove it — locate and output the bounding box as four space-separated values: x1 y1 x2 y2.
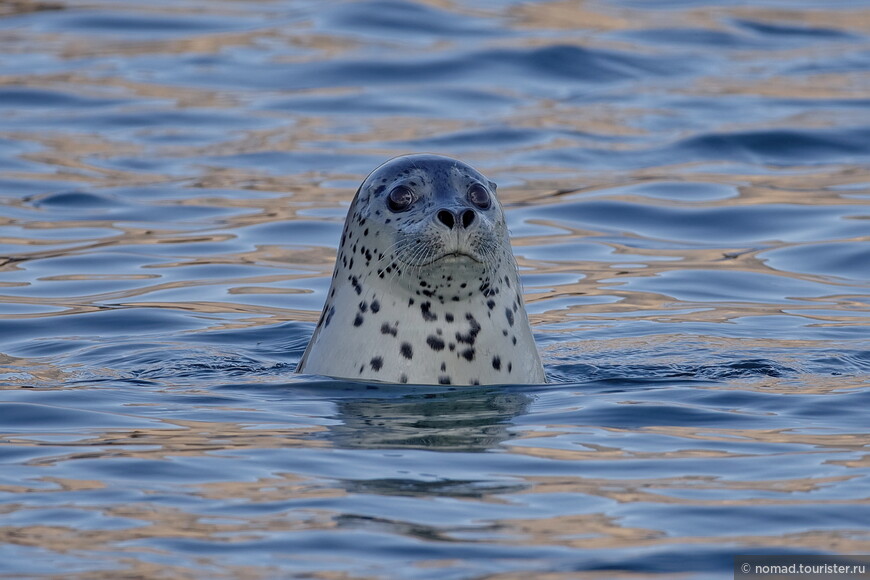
296 154 545 385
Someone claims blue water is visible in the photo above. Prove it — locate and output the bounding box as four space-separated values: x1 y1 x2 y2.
1 1 869 578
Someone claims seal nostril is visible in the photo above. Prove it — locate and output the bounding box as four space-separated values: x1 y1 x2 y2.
437 209 455 229
461 209 475 229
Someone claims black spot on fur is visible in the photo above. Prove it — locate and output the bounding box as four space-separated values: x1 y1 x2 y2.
486 299 495 310
455 313 482 346
505 307 514 327
380 322 398 337
400 342 413 359
492 356 501 371
354 313 364 327
371 300 380 313
445 313 454 323
358 301 368 313
324 305 336 327
370 356 383 371
400 373 408 384
438 376 451 385
420 301 437 322
351 276 362 295
427 335 445 351
461 347 475 362
508 362 513 373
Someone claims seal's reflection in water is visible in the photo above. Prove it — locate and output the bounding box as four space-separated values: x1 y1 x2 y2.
327 386 533 453
322 385 533 500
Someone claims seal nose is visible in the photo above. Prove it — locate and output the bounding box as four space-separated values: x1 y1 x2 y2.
437 209 476 230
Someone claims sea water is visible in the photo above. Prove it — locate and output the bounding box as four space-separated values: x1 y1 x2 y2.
0 1 868 578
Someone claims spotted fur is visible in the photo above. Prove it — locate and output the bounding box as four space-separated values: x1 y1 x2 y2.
296 154 546 385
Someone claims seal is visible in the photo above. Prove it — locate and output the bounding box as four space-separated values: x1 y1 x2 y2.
296 154 545 385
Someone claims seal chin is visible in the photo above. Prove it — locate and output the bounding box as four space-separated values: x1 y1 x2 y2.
428 251 481 265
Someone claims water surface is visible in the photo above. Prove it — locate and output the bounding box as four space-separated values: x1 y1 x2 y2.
1 1 869 578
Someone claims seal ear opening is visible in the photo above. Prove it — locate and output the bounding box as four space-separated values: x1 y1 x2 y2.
488 180 497 192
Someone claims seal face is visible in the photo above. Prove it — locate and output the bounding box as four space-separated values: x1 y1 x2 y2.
296 154 546 385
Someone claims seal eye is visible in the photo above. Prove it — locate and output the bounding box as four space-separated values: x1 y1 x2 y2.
387 185 414 212
468 183 491 209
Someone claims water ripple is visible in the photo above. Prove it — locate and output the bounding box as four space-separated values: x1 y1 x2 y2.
1 0 869 578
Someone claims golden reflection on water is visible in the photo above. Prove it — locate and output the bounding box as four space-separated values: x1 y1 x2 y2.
2 410 868 570
2 164 866 333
